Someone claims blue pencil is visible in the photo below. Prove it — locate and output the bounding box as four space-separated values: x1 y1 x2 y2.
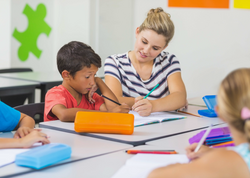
143 84 159 99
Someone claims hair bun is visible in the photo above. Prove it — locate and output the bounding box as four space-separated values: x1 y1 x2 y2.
147 7 164 16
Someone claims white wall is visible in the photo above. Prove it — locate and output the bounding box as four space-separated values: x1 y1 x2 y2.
2 0 250 98
133 0 250 98
0 0 11 68
11 0 54 71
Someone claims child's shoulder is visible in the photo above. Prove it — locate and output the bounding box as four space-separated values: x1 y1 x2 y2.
193 148 250 178
46 85 69 97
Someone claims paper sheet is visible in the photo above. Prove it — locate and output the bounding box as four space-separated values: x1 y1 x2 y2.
112 154 189 178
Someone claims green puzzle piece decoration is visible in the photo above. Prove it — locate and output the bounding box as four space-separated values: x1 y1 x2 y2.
13 3 52 62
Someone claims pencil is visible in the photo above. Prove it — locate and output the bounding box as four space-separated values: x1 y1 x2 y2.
101 95 121 105
177 110 201 117
194 124 213 152
144 84 159 99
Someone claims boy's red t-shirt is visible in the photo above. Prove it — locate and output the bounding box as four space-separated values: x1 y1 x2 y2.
44 85 104 122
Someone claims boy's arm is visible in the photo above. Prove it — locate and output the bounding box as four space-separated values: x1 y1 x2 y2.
14 113 35 138
51 104 100 122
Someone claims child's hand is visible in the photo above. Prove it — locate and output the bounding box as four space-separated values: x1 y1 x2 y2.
20 130 50 148
111 103 130 113
14 126 33 138
186 143 212 160
132 96 153 116
87 84 98 104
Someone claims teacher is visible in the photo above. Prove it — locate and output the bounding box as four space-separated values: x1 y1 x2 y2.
104 7 186 116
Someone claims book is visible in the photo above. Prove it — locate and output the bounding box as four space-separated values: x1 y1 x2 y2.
112 154 189 178
129 111 186 127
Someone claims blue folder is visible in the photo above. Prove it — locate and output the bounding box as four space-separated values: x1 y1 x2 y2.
15 143 72 169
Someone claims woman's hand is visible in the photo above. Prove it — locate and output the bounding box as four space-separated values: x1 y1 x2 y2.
20 130 50 148
14 126 33 138
186 143 212 160
111 103 130 113
132 96 153 116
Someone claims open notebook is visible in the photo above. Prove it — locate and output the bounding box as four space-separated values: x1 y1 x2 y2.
112 154 189 178
129 111 186 127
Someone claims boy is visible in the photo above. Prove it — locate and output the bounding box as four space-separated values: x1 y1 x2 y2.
0 101 50 148
44 41 130 122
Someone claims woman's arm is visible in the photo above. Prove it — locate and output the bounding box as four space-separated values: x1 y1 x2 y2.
132 72 186 116
151 72 186 112
105 75 135 108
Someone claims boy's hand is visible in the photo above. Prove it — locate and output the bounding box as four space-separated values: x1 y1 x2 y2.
87 80 99 104
111 103 130 113
20 130 50 148
132 96 153 116
14 126 33 138
186 143 212 160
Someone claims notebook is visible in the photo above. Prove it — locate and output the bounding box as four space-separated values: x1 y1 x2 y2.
129 111 186 127
112 154 189 178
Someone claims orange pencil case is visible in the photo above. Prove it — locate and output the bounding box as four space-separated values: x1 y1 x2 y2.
74 111 134 135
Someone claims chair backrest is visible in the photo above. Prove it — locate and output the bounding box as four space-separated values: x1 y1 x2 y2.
0 68 32 74
14 103 44 123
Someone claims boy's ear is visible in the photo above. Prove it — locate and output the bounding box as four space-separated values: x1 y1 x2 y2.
61 70 70 80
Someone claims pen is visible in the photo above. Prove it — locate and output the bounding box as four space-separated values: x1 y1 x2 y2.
101 95 121 106
126 150 177 154
194 124 213 152
144 84 159 99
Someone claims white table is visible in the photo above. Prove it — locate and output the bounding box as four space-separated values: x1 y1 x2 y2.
0 128 132 177
40 114 224 146
11 145 167 178
0 71 62 102
147 123 228 153
0 77 39 104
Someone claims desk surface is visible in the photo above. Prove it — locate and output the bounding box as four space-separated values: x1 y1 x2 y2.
0 71 62 84
0 77 39 89
40 114 224 146
12 145 163 178
147 123 227 153
7 124 229 178
0 128 132 177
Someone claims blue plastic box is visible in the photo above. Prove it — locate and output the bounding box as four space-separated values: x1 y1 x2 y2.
198 95 218 117
15 143 72 169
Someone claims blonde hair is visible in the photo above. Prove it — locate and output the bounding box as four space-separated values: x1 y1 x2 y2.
217 68 250 142
139 7 175 46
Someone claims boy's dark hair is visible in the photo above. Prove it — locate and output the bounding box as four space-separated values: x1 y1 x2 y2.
57 41 101 77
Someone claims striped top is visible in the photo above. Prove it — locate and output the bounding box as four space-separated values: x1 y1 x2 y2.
228 143 250 171
104 51 181 100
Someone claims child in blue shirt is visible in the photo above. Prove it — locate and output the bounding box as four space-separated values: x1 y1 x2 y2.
0 101 50 148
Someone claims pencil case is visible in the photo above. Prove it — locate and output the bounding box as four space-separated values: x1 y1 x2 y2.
198 95 218 117
15 143 72 169
74 111 134 135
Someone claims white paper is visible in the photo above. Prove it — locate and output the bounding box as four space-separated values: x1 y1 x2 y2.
0 149 29 168
129 111 186 126
0 142 43 168
112 154 189 178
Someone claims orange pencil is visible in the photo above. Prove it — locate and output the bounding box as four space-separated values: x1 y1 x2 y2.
126 150 177 154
